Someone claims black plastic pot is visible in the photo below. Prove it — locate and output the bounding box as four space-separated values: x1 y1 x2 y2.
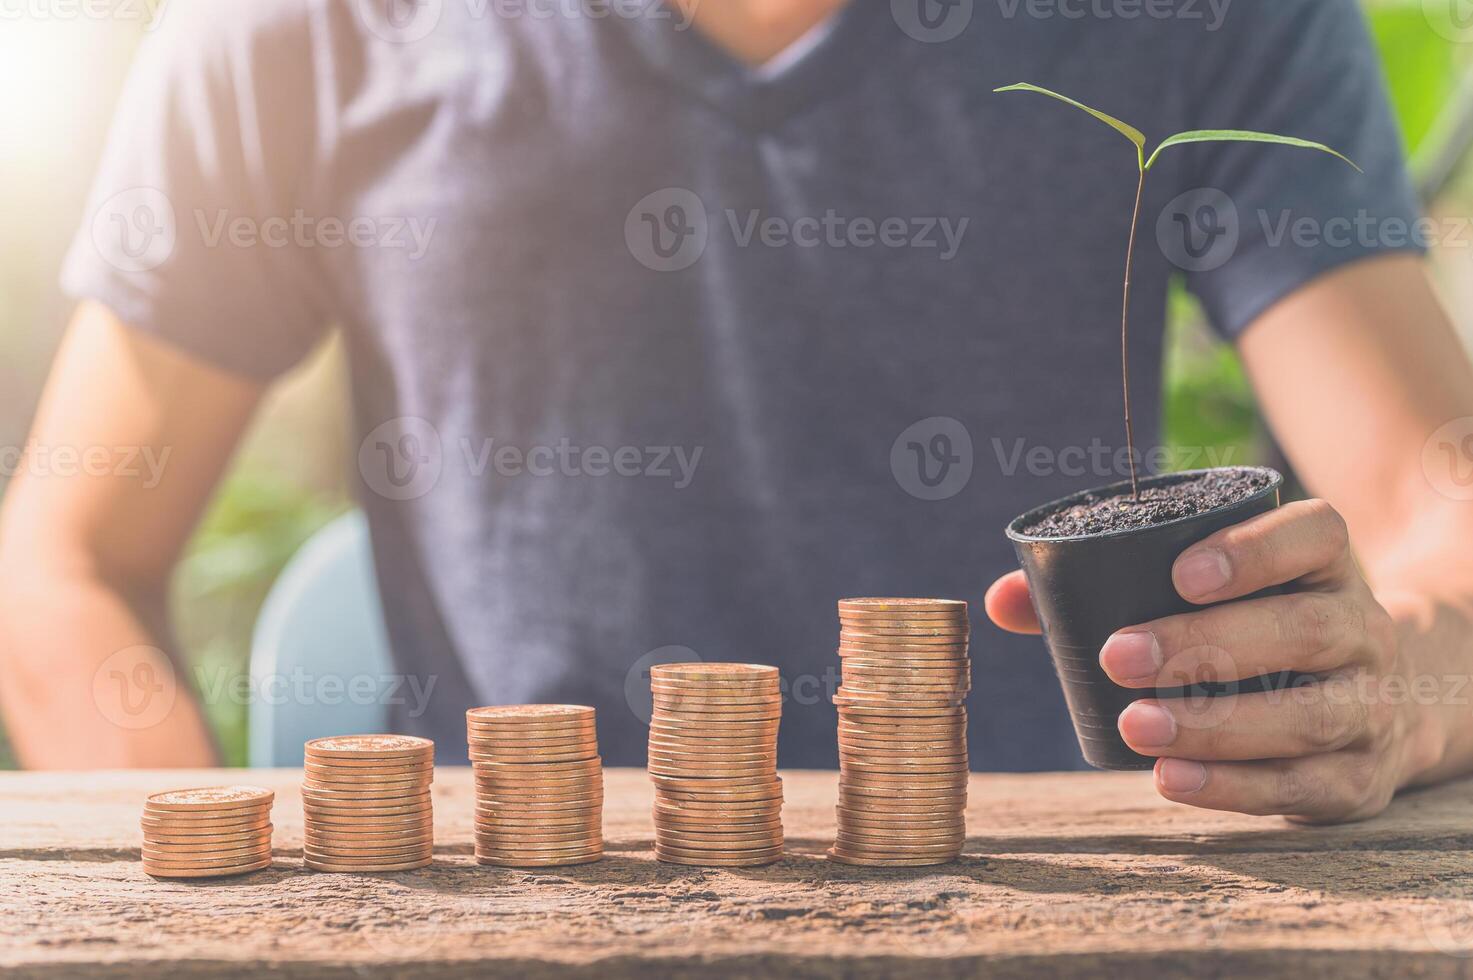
1005 466 1284 771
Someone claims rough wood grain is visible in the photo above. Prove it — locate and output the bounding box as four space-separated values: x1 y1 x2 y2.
3 769 1473 978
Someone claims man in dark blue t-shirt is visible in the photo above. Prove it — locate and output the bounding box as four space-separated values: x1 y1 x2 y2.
4 0 1473 822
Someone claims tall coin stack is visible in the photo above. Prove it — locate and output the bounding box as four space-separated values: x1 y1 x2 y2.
831 598 970 867
467 705 604 867
301 735 435 872
648 663 785 867
141 786 274 879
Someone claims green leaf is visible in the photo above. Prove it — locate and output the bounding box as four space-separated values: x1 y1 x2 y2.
1144 130 1362 173
993 83 1147 161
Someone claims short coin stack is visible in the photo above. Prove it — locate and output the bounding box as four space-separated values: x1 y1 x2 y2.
831 598 970 867
467 705 604 867
648 663 785 867
301 734 434 872
141 786 274 878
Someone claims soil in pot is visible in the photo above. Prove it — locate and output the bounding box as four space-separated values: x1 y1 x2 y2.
1020 468 1276 539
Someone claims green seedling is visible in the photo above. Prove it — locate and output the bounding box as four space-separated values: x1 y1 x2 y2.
994 82 1360 499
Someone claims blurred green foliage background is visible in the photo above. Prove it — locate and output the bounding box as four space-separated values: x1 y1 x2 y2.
0 1 1470 768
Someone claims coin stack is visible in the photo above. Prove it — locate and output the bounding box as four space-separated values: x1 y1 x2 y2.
140 786 274 879
831 598 970 867
301 734 434 872
467 705 604 867
648 663 785 867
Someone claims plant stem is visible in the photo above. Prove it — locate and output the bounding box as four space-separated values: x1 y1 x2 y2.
1121 167 1146 501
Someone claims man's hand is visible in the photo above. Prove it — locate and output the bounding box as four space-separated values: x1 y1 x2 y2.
987 498 1446 823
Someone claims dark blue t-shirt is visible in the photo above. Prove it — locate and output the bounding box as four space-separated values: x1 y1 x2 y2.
63 0 1420 768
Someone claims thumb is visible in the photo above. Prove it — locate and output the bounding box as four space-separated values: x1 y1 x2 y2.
984 569 1042 635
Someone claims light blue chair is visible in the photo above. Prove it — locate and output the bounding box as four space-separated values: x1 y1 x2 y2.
247 510 394 767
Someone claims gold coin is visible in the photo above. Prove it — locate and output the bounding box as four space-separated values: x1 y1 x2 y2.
649 677 779 693
831 839 963 857
654 794 782 809
468 748 596 764
473 757 602 774
839 638 969 652
299 789 430 807
144 832 273 849
655 789 783 807
144 786 274 813
465 734 598 751
303 856 432 872
838 722 965 737
825 850 956 867
140 814 271 833
836 809 964 828
475 829 601 845
144 857 272 879
838 597 967 613
651 693 781 706
472 790 603 806
471 771 604 787
300 783 433 801
651 706 783 721
475 813 601 828
655 844 784 863
475 851 602 868
304 840 433 859
837 704 965 720
142 841 272 863
305 837 434 855
304 734 434 760
651 773 781 791
839 772 968 788
646 749 776 765
140 847 274 870
474 794 602 809
301 768 432 785
650 663 779 682
467 704 595 723
301 807 433 825
655 851 781 867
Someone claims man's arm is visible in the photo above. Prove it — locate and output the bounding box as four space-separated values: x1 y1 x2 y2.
1238 252 1473 788
0 302 262 768
988 253 1473 820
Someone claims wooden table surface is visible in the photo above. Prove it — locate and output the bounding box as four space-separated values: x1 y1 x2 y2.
4 768 1473 978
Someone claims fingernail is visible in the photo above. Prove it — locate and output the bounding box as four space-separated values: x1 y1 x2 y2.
1175 548 1231 599
1157 759 1208 795
1100 630 1162 684
1119 701 1177 749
